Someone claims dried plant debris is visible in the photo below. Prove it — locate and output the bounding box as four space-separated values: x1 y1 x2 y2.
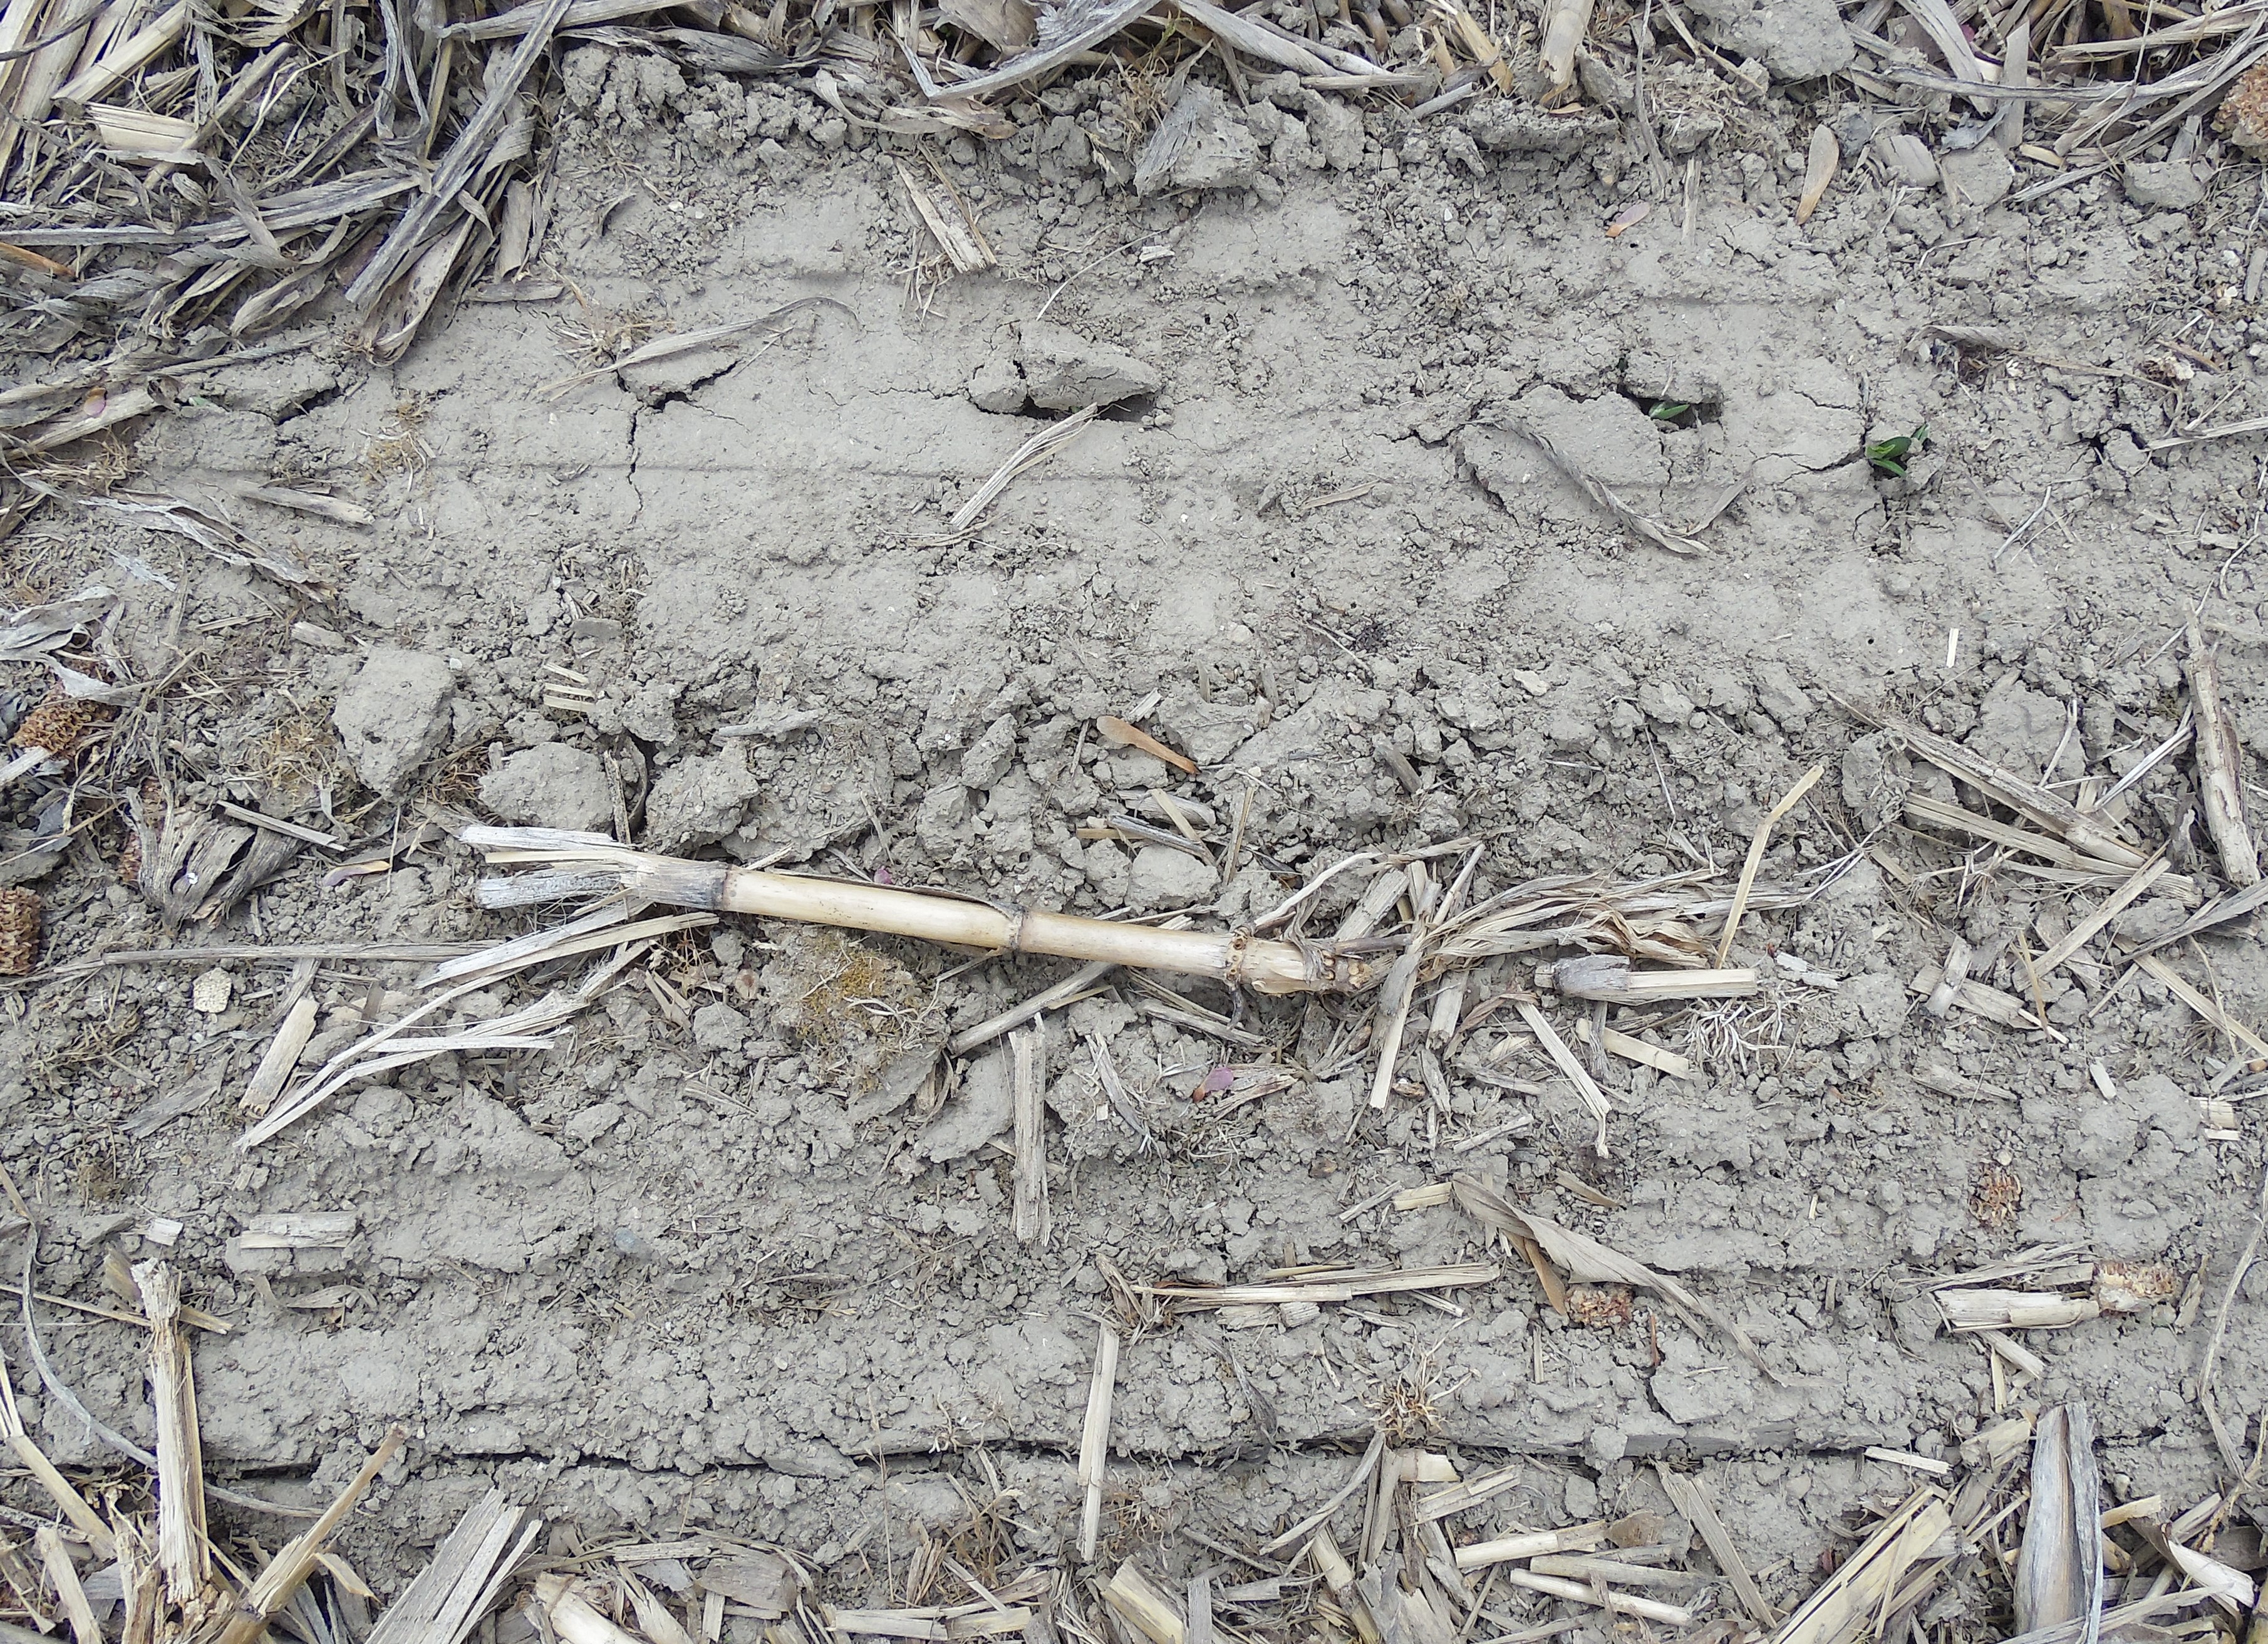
762 926 944 1089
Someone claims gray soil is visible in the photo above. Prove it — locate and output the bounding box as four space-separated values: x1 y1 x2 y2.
7 34 2268 1634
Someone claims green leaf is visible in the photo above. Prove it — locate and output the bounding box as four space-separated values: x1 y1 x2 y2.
1649 401 1690 422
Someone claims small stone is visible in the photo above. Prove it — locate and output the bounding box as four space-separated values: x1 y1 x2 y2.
1636 679 1696 725
645 747 762 848
1940 142 2014 210
1017 320 1161 411
479 743 614 834
2123 160 2205 211
564 1101 624 1142
1127 845 1216 911
192 967 233 1014
690 1002 749 1053
919 1046 1013 1161
1682 0 1853 80
331 648 455 796
1751 660 1813 729
967 356 1027 414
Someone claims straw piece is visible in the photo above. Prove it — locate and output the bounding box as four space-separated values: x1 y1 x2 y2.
1572 1018 1692 1078
1770 1491 1950 1644
1078 1324 1121 1562
1651 1467 1774 1626
1261 1430 1385 1554
463 828 1372 996
1514 999 1610 1156
1543 957 1758 1001
1010 1026 1049 1245
1937 1288 2100 1331
241 996 318 1114
130 1259 208 1604
2136 954 2268 1059
1140 1262 1498 1308
36 1528 99 1644
537 1577 643 1644
1872 710 2147 870
1453 1524 1607 1571
1454 1176 1771 1372
1500 1569 1692 1626
2033 857 2170 975
1102 1566 1183 1644
1795 125 1837 224
1716 763 1822 965
1095 715 1196 776
215 1428 407 1644
1535 0 1595 95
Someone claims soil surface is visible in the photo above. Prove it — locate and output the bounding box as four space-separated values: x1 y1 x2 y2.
7 37 2268 1641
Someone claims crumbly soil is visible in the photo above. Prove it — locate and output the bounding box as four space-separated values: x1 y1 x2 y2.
6 49 2268 1630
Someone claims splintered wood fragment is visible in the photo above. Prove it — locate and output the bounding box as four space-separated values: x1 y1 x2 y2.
1079 1323 1122 1561
1431 0 1512 88
2186 611 2259 887
1102 1566 1184 1644
1010 1027 1049 1245
132 1259 209 1603
1097 717 1198 775
214 1427 407 1644
243 996 318 1113
235 1211 358 1249
1716 762 1823 964
1924 937 1971 1018
1140 1262 1498 1308
1769 1489 1949 1644
463 829 1369 996
2014 1403 2101 1638
1368 930 1427 1110
1795 125 1837 224
1453 1523 1607 1571
1529 1556 1706 1591
1515 999 1611 1157
1500 1569 1692 1626
36 1528 100 1644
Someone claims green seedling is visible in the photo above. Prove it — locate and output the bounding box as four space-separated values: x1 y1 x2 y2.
1649 400 1691 422
1867 424 1929 477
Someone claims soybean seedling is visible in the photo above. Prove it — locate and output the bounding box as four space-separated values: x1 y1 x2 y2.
1867 423 1929 477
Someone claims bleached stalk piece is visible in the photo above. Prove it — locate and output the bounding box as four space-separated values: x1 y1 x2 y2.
464 828 1375 996
2187 610 2259 887
215 1427 407 1644
1078 1324 1121 1562
1010 1028 1049 1245
130 1259 208 1603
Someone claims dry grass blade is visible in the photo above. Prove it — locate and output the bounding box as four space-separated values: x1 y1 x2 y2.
1865 707 2146 869
1451 1175 1772 1373
1139 1261 1498 1308
1716 762 1821 964
1655 1466 1775 1625
1010 1026 1049 1244
1495 412 1702 554
1514 999 1610 1155
940 405 1100 538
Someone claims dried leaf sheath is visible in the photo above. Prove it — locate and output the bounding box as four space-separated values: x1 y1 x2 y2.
463 828 1375 996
